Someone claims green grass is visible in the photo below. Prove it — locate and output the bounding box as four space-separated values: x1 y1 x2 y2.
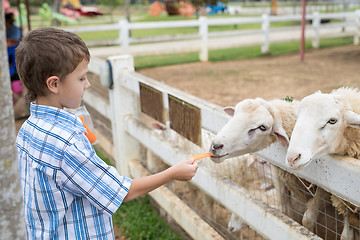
134 52 200 69
94 147 182 240
134 36 354 69
113 196 182 240
78 30 119 41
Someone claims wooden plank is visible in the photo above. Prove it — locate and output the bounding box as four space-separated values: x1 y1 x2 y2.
139 83 165 124
168 95 201 146
121 72 229 134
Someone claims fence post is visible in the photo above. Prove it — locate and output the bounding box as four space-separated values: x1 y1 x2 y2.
199 16 208 62
354 10 360 45
261 14 270 54
312 12 320 48
108 55 140 176
119 20 130 54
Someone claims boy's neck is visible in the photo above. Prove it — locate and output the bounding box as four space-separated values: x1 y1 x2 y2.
36 95 63 109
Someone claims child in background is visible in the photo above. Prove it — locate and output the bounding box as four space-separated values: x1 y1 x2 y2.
6 12 28 119
5 12 21 46
15 27 198 239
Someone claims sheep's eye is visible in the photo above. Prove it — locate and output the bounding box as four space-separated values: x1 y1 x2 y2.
327 119 337 125
259 125 267 131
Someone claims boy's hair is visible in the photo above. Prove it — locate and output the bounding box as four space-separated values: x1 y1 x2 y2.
15 27 90 101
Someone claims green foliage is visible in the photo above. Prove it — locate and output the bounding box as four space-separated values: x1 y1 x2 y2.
97 0 124 11
191 0 227 9
191 0 215 8
9 0 50 7
113 196 183 240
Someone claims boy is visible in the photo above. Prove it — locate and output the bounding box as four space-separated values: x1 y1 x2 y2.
15 27 198 239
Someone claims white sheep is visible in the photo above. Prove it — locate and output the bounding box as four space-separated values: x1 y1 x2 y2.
210 97 338 239
286 87 360 240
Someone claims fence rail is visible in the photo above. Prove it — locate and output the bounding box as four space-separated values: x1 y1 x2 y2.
66 11 360 60
84 55 360 239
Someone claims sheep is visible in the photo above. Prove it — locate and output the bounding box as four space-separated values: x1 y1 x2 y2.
286 87 360 240
209 97 339 239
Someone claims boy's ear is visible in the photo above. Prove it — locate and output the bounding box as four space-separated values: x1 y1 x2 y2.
46 76 60 94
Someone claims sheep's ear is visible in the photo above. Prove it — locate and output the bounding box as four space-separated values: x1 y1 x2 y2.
261 100 290 147
273 124 290 147
224 107 235 116
345 111 360 129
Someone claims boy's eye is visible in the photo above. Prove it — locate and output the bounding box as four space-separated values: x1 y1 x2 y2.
80 77 86 81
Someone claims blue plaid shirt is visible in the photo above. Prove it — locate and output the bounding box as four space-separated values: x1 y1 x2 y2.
16 103 132 240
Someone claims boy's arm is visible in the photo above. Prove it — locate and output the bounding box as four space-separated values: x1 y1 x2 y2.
123 159 198 202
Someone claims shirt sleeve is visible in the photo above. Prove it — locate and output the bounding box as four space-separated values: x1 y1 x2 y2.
59 138 132 216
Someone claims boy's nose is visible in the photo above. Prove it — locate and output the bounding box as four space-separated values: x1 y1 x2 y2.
85 78 91 88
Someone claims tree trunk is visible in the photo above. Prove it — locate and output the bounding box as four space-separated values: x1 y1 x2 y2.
125 0 131 22
125 0 131 37
0 2 26 238
52 0 62 26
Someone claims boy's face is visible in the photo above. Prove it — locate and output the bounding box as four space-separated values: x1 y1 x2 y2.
57 59 90 109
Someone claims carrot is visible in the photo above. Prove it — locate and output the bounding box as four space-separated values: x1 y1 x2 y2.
188 152 212 164
80 116 98 144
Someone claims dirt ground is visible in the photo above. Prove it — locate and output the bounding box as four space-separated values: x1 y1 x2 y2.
137 45 360 107
16 45 360 130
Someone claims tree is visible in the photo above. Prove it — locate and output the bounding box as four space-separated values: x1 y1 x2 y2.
189 0 218 16
0 1 26 238
52 0 62 25
97 0 124 22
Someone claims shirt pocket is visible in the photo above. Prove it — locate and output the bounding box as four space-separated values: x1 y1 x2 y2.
30 160 63 189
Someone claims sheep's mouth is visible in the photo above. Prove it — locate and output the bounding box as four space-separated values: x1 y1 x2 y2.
211 153 229 159
296 158 313 169
210 153 229 163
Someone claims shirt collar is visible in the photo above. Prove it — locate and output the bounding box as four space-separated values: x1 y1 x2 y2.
30 102 86 132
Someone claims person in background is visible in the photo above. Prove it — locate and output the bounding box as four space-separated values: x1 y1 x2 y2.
6 11 28 119
6 12 21 46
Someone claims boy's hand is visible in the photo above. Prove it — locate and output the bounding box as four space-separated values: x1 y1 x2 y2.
169 159 198 181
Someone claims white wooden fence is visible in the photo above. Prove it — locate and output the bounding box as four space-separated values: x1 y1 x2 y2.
65 11 360 61
84 55 360 239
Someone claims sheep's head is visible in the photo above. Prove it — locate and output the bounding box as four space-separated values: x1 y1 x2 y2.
286 91 360 169
210 98 289 163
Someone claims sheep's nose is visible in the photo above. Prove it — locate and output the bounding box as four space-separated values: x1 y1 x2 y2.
213 144 224 150
210 143 224 155
287 154 301 167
